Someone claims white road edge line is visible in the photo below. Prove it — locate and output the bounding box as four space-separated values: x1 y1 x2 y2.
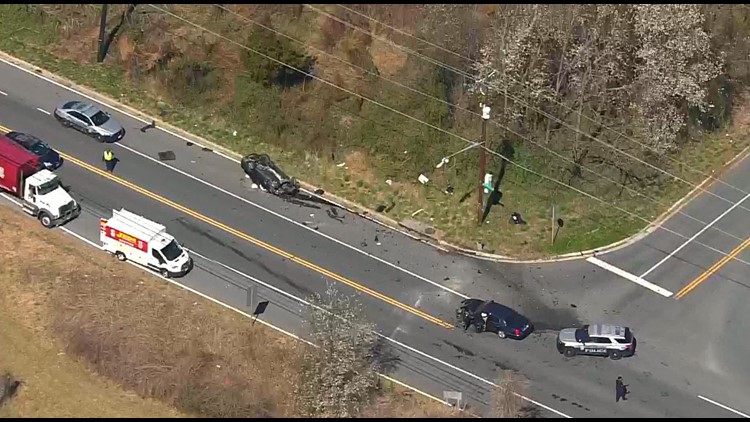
0 193 570 417
587 256 673 298
178 251 572 418
640 190 750 278
57 227 458 408
35 107 51 115
0 89 7 96
698 395 750 418
0 55 470 301
114 134 471 300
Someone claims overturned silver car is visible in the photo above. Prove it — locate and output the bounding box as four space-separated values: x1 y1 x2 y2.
241 153 300 197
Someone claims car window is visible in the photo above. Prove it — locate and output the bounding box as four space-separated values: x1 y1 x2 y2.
29 141 50 155
151 248 165 264
69 111 89 123
589 337 612 344
63 101 79 109
90 110 110 126
615 338 631 344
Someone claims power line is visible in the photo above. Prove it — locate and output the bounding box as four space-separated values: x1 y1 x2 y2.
147 4 750 271
216 4 747 246
312 5 750 216
334 3 750 200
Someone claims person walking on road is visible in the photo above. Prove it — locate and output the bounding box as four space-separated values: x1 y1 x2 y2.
616 376 628 402
103 148 117 173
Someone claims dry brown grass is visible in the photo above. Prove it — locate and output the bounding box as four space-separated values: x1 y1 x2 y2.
370 38 409 77
0 205 454 417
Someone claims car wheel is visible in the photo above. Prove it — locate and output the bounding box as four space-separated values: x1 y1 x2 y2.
38 212 53 228
160 268 170 278
115 251 126 262
497 330 507 339
609 350 623 360
94 133 104 142
563 347 577 357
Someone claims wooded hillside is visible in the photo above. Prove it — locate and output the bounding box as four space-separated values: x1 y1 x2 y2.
3 4 750 256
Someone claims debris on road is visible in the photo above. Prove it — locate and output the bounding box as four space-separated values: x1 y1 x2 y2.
157 150 176 161
140 119 157 133
326 207 345 223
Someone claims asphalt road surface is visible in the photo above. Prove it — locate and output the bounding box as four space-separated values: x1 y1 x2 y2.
1 56 749 418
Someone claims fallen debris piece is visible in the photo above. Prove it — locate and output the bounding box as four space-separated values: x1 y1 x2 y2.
0 372 22 408
385 179 393 185
314 188 325 195
337 162 347 167
157 150 176 161
375 204 387 213
511 212 527 225
186 141 194 147
445 185 454 195
202 147 213 152
140 119 157 133
411 208 424 217
418 174 429 184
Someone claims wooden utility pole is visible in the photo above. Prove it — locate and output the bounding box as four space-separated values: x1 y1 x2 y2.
477 104 491 225
97 4 109 63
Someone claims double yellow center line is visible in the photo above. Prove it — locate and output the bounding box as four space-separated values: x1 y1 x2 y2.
0 125 453 329
676 235 750 298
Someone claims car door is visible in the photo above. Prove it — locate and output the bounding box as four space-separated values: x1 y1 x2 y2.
67 110 92 131
583 336 612 355
487 314 505 334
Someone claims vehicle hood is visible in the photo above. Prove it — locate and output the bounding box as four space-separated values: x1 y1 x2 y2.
40 149 62 166
97 117 123 135
37 185 74 207
558 328 579 343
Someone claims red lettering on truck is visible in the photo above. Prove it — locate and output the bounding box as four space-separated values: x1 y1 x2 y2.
100 218 149 252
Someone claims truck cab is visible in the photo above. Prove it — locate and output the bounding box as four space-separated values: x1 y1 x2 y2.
21 169 80 227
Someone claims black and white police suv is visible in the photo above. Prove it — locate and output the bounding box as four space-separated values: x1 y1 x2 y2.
556 323 636 360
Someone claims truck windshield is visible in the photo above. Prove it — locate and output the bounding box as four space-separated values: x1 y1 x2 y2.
160 240 183 261
37 179 61 196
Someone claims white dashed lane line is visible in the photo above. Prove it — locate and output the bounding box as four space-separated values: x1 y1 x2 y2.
36 107 51 115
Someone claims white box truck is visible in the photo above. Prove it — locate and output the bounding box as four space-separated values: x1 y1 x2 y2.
100 208 193 278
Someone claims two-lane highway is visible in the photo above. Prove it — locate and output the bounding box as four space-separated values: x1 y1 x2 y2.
1 53 748 418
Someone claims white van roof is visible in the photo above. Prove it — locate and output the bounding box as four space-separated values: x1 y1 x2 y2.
107 208 175 250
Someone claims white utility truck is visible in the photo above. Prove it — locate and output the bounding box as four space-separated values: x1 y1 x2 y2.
100 208 193 278
0 133 80 227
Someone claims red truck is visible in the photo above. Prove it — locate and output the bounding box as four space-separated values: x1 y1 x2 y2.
0 134 80 227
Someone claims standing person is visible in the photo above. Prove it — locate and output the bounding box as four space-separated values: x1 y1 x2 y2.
103 148 116 173
616 376 628 402
462 310 473 331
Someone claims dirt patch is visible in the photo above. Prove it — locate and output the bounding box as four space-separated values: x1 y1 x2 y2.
344 150 378 185
369 38 408 78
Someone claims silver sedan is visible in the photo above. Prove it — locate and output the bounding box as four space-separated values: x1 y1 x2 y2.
53 100 125 143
